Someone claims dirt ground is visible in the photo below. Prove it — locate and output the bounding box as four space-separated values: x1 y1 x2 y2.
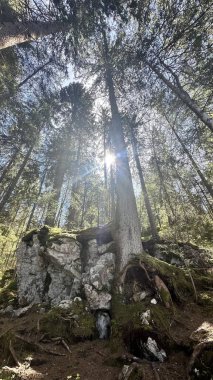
0 301 212 380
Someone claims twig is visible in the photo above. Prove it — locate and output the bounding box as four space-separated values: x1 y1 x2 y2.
15 334 66 356
37 318 40 332
38 333 48 342
96 350 107 357
61 339 71 353
0 327 13 339
188 270 198 302
9 340 21 367
151 363 161 380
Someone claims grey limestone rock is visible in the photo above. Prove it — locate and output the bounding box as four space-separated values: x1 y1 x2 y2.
16 235 82 306
84 284 112 310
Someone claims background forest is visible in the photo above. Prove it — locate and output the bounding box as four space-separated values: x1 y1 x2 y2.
0 0 212 275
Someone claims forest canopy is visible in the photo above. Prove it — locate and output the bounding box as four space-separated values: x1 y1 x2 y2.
0 0 212 274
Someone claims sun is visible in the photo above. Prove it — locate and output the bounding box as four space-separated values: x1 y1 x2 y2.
105 152 116 167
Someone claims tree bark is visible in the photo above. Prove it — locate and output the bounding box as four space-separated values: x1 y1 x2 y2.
0 148 18 186
144 59 213 133
130 126 159 240
152 135 176 219
67 139 82 229
80 180 88 227
167 122 213 199
45 150 67 226
25 167 47 230
0 59 52 103
103 30 143 271
0 145 34 213
0 21 69 50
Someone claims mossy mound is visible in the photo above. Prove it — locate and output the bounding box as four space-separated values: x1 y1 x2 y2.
22 226 77 247
40 300 96 342
125 254 193 302
110 294 174 352
145 239 213 270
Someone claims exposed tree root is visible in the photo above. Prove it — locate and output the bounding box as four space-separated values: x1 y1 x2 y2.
15 334 66 356
9 340 21 367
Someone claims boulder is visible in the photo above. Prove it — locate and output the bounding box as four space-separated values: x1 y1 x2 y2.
84 284 111 310
16 236 47 305
89 253 115 291
16 234 82 306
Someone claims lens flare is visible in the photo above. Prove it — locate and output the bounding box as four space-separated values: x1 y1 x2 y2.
105 152 115 167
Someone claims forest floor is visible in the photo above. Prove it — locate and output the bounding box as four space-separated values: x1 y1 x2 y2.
0 300 212 380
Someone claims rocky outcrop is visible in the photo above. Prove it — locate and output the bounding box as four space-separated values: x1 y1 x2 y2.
16 227 115 310
16 234 82 306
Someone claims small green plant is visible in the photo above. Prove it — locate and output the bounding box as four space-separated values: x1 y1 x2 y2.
67 374 80 380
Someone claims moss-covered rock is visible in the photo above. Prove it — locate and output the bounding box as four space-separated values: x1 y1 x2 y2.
40 300 95 341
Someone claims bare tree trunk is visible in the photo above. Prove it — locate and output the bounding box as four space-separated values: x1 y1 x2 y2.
56 176 71 227
193 178 213 216
0 21 69 50
172 165 203 213
67 139 81 228
166 121 213 199
144 59 213 133
25 167 48 230
130 126 159 240
0 148 18 186
80 180 88 227
0 145 34 213
152 135 176 219
109 166 116 220
102 30 142 271
0 59 52 103
45 151 67 226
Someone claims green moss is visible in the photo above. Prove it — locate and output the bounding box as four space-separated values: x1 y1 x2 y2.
149 304 173 336
40 301 95 341
0 370 19 380
139 254 193 300
40 307 70 339
0 269 15 287
22 226 78 249
192 272 213 289
37 226 49 246
159 287 171 307
198 291 213 307
0 270 18 308
22 228 38 245
110 293 174 353
47 234 77 247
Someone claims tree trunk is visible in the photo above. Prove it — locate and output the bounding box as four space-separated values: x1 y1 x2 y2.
0 59 51 103
45 151 67 226
144 59 213 133
152 136 176 219
110 166 116 220
130 126 159 240
0 21 69 50
103 30 142 271
80 180 88 227
167 122 213 199
0 145 34 213
172 165 204 213
0 148 18 186
25 167 47 230
67 139 81 228
56 177 71 227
